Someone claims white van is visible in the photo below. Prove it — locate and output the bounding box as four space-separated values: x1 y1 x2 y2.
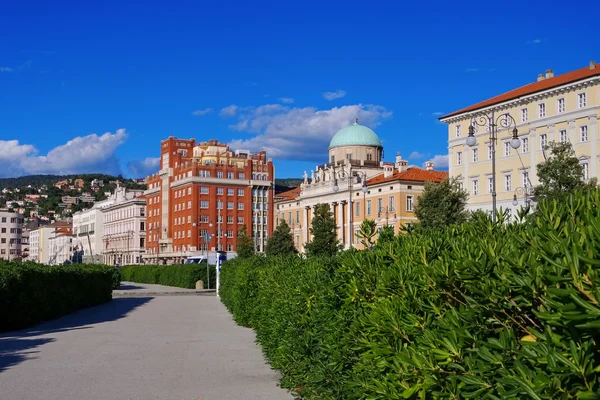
184 255 208 264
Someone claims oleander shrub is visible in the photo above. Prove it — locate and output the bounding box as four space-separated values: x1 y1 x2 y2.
119 264 216 289
220 189 600 399
111 266 121 289
0 262 114 332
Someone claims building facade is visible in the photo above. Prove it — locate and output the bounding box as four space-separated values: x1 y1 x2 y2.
440 61 600 214
0 211 24 260
144 137 274 263
102 192 146 265
28 221 72 264
274 121 447 252
48 226 74 265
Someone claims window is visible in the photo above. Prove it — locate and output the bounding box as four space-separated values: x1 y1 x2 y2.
366 153 373 161
346 153 352 160
488 177 493 193
580 126 588 142
559 130 568 143
217 187 223 195
227 188 234 196
187 187 192 195
227 201 234 210
389 196 395 211
457 151 463 165
200 201 209 209
200 187 209 195
140 222 145 231
226 230 233 238
406 196 414 212
296 211 299 224
237 216 244 224
238 173 245 180
227 244 233 252
1 217 5 223
217 200 223 209
521 108 528 122
237 189 244 196
355 201 360 217
217 171 223 179
367 200 372 216
199 170 210 178
227 172 234 179
187 201 191 209
558 98 565 113
472 148 478 162
457 182 464 191
522 171 530 188
237 203 244 210
455 125 461 137
522 138 529 153
583 162 589 180
330 155 335 164
487 145 492 160
505 175 512 191
540 134 547 148
538 103 546 118
187 230 191 238
504 142 511 156
472 179 479 196
578 93 587 108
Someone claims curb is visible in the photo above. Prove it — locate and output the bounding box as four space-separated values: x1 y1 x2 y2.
113 290 216 298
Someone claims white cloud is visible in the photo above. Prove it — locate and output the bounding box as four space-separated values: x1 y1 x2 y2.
192 108 213 116
227 103 392 161
323 90 346 100
0 67 13 72
409 151 425 159
465 68 479 73
220 105 239 117
528 39 542 44
431 112 444 116
430 154 449 170
279 97 294 104
127 157 160 177
0 129 128 178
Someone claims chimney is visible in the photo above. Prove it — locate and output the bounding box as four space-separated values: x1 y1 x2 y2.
591 60 597 70
425 161 434 171
537 73 545 82
545 69 554 79
395 153 408 172
383 165 394 178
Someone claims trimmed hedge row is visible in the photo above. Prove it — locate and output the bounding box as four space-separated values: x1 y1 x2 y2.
119 264 216 289
220 189 600 399
0 261 115 332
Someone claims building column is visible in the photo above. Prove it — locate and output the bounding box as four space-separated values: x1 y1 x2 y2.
336 202 344 244
590 116 598 179
303 207 309 245
529 129 537 186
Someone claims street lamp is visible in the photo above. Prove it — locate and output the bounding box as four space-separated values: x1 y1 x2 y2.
331 166 368 248
377 206 397 226
466 111 521 222
512 186 534 207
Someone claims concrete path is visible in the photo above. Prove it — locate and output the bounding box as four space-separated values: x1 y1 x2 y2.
113 282 215 297
0 286 293 400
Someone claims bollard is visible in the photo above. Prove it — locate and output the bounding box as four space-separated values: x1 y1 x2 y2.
195 280 204 290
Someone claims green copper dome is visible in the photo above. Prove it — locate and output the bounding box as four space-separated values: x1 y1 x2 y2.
329 119 382 149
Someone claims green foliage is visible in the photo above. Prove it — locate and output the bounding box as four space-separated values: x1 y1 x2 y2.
266 220 298 256
535 141 597 201
356 219 377 248
236 224 255 259
0 261 114 332
376 224 395 247
119 264 215 289
220 189 600 399
414 177 469 229
111 267 121 289
305 203 340 257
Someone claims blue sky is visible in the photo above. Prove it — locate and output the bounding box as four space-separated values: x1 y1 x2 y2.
1 0 598 178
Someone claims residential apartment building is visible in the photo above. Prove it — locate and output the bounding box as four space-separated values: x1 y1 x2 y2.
274 121 447 252
48 225 74 265
144 137 274 263
102 191 146 265
0 211 24 260
440 61 600 214
28 221 72 264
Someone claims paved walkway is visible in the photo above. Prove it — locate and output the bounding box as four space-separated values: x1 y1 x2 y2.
113 281 215 297
0 283 293 400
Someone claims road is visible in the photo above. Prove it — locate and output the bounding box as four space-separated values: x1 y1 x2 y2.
0 283 293 400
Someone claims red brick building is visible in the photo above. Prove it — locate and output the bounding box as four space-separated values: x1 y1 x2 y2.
144 137 274 263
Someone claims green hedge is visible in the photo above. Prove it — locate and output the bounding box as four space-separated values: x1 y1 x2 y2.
119 264 216 289
0 262 114 332
220 189 600 399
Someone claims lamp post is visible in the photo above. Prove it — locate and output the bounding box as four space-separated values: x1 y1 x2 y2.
512 186 534 208
333 167 368 248
466 111 521 222
377 206 397 227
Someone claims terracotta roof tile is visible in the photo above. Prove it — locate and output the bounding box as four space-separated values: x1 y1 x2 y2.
441 64 600 119
367 167 448 186
275 187 301 201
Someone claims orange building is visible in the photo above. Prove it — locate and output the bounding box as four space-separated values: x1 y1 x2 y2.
144 137 274 263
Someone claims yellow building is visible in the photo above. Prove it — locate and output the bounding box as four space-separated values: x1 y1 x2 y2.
274 120 447 252
440 61 600 215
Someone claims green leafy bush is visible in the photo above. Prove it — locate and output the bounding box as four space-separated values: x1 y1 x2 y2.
220 189 600 399
111 267 121 289
0 262 114 332
119 264 215 289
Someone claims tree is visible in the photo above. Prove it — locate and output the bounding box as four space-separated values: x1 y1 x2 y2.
356 219 377 249
305 203 340 257
414 177 469 229
266 220 298 256
535 141 596 201
376 225 395 246
236 224 255 259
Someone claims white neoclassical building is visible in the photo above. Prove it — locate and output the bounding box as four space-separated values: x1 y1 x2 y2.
48 226 74 265
102 191 146 265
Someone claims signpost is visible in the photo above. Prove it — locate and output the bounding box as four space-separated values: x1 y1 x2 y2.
203 232 212 289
